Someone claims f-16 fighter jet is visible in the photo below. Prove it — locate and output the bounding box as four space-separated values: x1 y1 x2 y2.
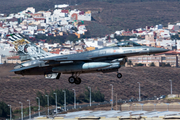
8 34 168 84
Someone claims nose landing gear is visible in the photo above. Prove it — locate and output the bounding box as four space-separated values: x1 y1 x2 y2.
117 73 122 78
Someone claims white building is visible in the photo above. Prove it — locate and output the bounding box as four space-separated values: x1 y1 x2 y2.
158 29 170 38
39 43 59 51
77 25 87 34
46 9 69 24
9 21 18 28
168 24 180 31
78 12 91 21
0 43 15 56
22 29 34 35
59 49 77 55
0 27 8 34
69 9 91 21
134 31 147 36
60 19 69 25
55 4 69 9
177 40 180 50
43 11 51 18
156 39 176 48
26 7 35 14
15 13 25 18
28 25 37 31
168 24 174 30
84 38 104 48
155 24 163 30
14 27 22 32
115 31 123 35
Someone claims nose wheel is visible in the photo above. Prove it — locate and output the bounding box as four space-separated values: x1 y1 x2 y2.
117 73 122 78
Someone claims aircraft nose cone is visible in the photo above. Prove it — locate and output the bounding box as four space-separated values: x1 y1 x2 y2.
149 47 169 54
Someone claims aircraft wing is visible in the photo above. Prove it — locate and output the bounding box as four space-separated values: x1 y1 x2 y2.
10 55 90 72
10 65 38 72
40 55 90 61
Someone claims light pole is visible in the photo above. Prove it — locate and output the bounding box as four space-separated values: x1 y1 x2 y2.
166 103 170 111
88 86 91 107
54 93 57 114
154 104 156 111
8 104 12 120
45 95 49 117
36 97 40 116
19 102 23 120
169 80 172 94
116 94 117 110
139 103 143 111
27 100 31 120
110 84 113 110
137 82 141 101
72 89 76 109
63 90 66 111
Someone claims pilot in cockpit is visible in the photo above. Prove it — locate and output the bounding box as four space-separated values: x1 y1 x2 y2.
116 41 141 47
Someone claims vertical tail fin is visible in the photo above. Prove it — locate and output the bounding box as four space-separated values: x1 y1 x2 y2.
7 34 52 61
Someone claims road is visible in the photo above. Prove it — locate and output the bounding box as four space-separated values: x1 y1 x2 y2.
19 102 110 120
19 97 159 120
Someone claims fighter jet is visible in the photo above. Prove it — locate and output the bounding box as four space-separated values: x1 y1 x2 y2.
8 34 168 85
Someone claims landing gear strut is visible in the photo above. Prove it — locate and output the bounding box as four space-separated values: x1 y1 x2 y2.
117 73 122 78
68 73 81 84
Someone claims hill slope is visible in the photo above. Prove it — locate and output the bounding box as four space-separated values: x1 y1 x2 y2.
1 1 180 36
0 64 180 109
73 1 180 36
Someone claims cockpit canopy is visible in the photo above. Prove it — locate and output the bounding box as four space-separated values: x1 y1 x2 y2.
116 41 141 47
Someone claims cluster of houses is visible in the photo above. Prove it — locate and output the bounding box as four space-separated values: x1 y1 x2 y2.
114 23 180 67
115 24 180 49
0 4 180 67
0 4 90 39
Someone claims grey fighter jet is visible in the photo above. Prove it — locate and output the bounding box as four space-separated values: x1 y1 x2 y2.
8 34 168 84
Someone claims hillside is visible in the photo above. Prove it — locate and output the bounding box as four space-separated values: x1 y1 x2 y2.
1 1 180 36
1 0 180 14
0 64 180 109
73 1 180 36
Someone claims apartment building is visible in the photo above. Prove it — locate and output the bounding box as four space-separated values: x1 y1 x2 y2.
6 56 21 64
128 51 180 67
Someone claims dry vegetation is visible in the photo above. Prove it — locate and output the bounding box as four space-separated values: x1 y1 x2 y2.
73 1 180 36
1 1 180 36
0 64 180 109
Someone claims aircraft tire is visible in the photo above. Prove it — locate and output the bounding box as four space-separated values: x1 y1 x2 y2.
68 76 76 84
75 77 81 84
117 73 122 78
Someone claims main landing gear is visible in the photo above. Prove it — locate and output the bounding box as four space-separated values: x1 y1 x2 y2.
117 72 122 79
68 73 81 84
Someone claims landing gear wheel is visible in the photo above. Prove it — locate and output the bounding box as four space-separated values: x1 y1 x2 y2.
117 73 122 78
75 77 81 84
68 76 76 84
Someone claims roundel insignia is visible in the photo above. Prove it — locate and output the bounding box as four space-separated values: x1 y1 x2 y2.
24 44 29 53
